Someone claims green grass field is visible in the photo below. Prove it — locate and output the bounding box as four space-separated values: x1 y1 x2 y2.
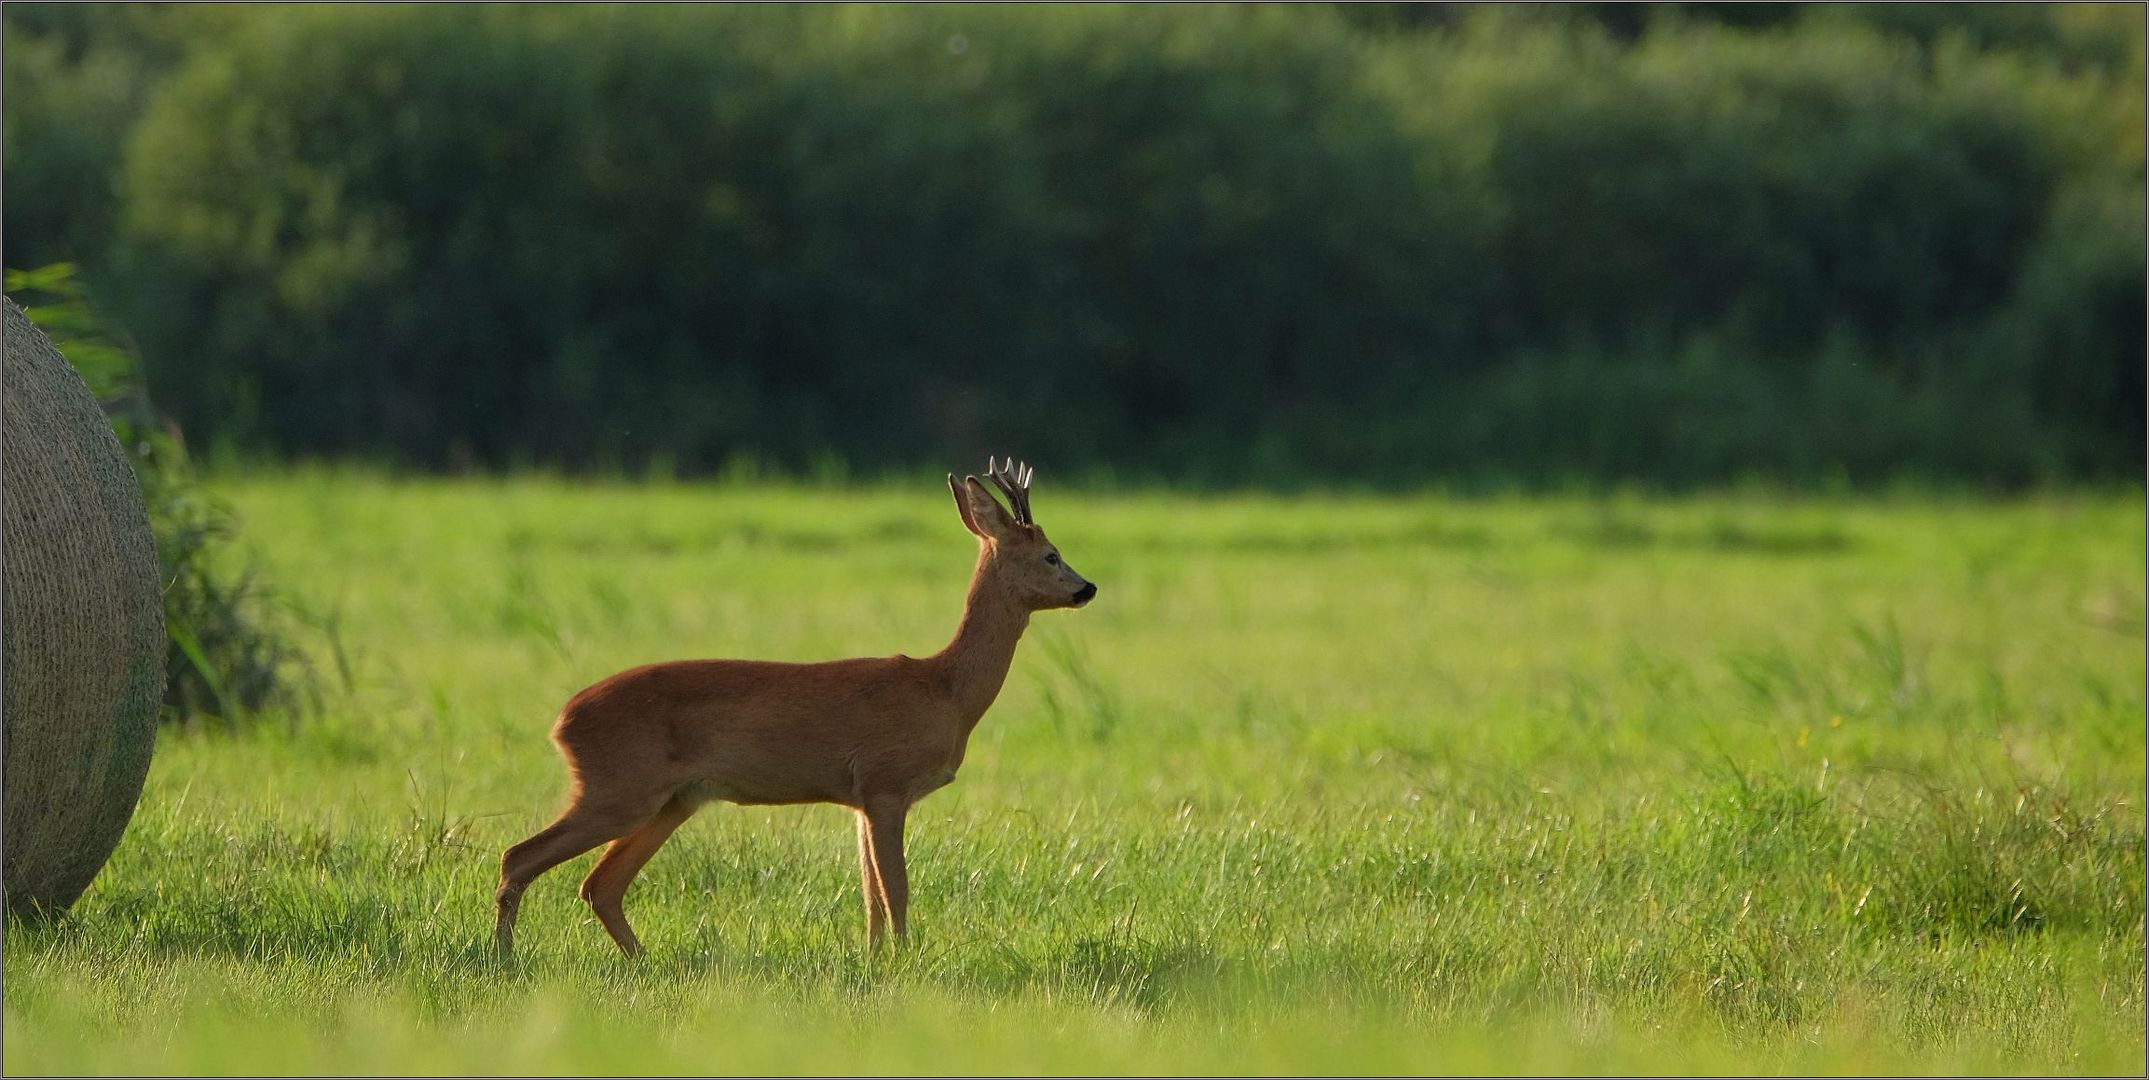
5 472 2143 1075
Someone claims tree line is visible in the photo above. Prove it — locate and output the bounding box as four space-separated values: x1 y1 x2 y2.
5 3 2142 489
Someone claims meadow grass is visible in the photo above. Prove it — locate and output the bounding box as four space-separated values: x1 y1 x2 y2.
5 471 2143 1075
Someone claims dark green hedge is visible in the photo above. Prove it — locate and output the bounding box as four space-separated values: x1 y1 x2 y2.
6 4 2141 488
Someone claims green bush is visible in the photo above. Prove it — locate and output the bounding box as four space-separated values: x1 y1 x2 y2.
1368 19 2144 486
1395 25 2063 349
0 5 227 269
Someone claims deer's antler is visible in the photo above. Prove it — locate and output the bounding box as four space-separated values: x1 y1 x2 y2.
984 455 1034 525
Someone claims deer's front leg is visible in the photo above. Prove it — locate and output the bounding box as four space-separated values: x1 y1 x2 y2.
855 810 888 946
863 796 910 947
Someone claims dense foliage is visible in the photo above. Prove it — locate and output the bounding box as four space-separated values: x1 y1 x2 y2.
5 4 2141 488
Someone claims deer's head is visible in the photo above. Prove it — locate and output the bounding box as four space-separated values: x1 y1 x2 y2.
948 457 1096 612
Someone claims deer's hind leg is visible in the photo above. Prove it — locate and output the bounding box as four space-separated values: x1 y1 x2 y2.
494 793 670 958
579 793 700 957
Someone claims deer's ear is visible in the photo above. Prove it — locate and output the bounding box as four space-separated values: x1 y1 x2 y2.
949 473 985 538
958 475 1016 540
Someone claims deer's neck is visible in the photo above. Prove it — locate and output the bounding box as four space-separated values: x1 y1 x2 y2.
935 552 1030 731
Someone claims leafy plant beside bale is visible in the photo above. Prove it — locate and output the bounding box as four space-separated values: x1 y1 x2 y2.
4 263 315 729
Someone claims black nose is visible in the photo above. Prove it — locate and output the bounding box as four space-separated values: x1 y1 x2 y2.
1072 582 1098 605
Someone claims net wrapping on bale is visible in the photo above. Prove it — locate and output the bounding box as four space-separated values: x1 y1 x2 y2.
2 297 164 917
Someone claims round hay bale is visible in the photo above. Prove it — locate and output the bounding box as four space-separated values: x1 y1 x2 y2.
2 297 164 917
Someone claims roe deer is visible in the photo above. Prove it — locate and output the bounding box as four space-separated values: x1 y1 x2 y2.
493 458 1096 958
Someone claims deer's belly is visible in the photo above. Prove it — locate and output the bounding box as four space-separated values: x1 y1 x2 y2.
680 775 828 807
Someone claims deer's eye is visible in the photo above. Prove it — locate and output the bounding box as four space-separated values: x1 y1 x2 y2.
1045 552 1060 566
